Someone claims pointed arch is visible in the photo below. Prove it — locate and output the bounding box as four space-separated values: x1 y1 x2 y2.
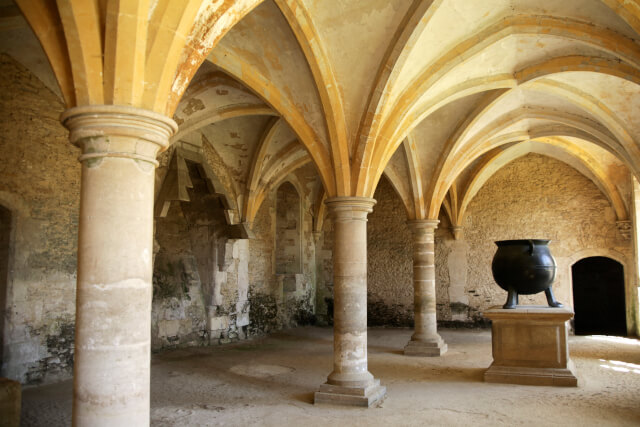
601 0 640 36
274 0 350 196
454 140 628 229
246 150 311 224
174 105 276 142
352 0 441 195
243 117 284 221
209 46 335 196
357 15 640 197
428 109 627 219
404 134 426 219
16 0 265 116
381 168 414 221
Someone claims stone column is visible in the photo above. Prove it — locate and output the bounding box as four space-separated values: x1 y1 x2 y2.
314 197 386 407
61 106 177 426
404 219 447 356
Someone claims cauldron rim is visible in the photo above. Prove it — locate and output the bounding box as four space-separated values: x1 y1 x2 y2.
494 239 551 247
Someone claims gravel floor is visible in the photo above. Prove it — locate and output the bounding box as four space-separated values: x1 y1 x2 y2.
21 326 640 426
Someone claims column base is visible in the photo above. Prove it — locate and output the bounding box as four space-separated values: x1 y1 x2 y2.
404 336 447 356
484 360 578 387
314 379 386 407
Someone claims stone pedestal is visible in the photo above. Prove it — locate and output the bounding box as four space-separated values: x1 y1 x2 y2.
483 306 578 386
404 220 447 356
61 105 177 426
313 197 386 407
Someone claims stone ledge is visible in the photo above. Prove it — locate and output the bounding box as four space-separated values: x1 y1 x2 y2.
483 306 574 321
314 380 386 407
485 361 578 387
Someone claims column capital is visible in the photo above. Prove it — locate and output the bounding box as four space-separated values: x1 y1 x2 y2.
407 219 439 234
61 105 178 166
325 196 376 217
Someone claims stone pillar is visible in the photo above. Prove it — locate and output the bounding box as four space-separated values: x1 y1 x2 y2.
404 219 447 356
314 197 386 407
61 106 177 426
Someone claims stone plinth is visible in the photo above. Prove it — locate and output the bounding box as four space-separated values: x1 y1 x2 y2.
404 336 448 356
483 306 578 387
314 380 387 407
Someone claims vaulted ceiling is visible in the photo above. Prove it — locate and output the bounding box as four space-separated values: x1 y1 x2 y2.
3 0 639 229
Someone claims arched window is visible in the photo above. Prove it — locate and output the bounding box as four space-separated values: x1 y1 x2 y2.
572 256 626 336
275 182 301 274
0 204 11 366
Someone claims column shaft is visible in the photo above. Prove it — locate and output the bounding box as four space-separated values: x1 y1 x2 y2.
314 197 386 407
329 198 371 386
405 219 447 356
61 106 176 426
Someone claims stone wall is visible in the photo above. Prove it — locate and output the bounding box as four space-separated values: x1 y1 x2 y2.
315 218 334 325
0 54 319 383
275 182 301 274
2 51 630 386
316 176 438 327
152 159 223 350
152 158 318 350
250 175 316 332
438 153 632 324
316 155 632 330
367 177 414 326
0 54 79 383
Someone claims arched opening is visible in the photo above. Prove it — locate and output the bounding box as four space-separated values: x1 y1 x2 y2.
0 205 11 367
571 256 627 336
275 182 301 275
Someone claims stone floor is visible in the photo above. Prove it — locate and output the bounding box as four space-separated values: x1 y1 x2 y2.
21 327 640 426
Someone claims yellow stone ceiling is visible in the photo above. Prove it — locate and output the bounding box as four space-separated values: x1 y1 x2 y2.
3 0 639 225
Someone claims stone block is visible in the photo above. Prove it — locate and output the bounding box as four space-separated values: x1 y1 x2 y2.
158 319 180 337
314 380 386 407
404 337 448 356
236 310 250 327
483 306 578 387
236 239 249 262
180 319 193 334
0 377 21 427
232 240 239 259
283 276 296 292
209 315 230 331
237 258 249 299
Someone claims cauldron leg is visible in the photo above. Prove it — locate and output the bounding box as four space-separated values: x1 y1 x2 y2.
545 288 563 307
503 287 518 309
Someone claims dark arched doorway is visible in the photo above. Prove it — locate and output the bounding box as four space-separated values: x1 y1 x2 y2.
0 205 11 367
571 256 626 336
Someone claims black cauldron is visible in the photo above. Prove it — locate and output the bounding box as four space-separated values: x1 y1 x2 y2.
491 239 563 309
